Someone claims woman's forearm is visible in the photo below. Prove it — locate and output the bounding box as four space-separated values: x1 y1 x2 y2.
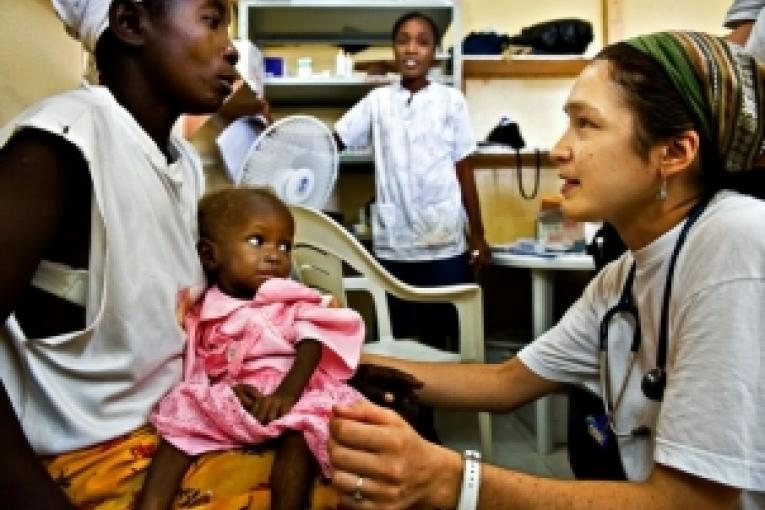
359 354 561 413
420 444 738 510
331 400 736 510
458 463 740 510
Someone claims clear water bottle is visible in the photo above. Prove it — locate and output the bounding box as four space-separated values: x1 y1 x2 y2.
537 196 586 252
537 196 566 251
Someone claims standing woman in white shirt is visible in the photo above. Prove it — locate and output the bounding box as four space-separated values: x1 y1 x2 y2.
335 12 490 350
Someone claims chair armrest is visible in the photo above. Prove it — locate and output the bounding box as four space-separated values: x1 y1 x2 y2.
344 276 484 363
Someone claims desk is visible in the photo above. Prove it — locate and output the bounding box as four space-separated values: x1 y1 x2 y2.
491 251 595 454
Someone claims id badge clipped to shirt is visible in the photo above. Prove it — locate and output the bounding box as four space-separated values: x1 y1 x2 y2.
585 413 613 448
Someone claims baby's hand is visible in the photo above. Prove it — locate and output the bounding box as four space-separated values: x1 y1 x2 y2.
233 384 297 425
175 288 194 328
349 363 424 403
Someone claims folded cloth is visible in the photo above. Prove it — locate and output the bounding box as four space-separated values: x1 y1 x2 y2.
51 0 112 53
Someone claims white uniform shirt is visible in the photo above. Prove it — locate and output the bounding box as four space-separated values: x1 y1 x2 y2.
519 191 765 509
335 81 477 261
0 84 205 454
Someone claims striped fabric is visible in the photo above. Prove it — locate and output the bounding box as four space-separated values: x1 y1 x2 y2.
627 31 765 173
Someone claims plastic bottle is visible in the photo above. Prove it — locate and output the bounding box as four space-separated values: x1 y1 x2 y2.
345 53 354 77
537 195 586 251
297 57 312 78
336 50 346 77
536 196 566 251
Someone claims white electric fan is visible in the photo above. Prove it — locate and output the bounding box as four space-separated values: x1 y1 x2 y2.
234 115 338 209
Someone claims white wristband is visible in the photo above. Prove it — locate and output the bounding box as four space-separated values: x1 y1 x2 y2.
456 449 481 510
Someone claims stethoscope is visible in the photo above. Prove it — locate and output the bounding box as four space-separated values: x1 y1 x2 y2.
588 198 709 447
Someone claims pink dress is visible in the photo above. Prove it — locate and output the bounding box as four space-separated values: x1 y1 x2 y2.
151 278 365 476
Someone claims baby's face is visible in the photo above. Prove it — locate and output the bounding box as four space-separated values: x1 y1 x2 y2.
214 208 294 299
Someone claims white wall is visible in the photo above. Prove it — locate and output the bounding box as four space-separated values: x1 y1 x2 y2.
0 0 83 125
617 0 730 40
462 0 734 242
464 0 732 152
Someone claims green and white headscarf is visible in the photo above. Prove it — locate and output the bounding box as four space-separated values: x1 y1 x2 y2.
627 31 765 173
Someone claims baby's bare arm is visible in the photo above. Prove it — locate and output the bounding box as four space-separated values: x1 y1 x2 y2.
235 339 322 424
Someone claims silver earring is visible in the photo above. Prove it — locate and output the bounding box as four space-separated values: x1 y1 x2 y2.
657 177 667 201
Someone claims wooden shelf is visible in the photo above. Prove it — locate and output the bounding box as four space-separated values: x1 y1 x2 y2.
354 53 450 74
336 147 556 169
472 148 555 168
464 56 589 79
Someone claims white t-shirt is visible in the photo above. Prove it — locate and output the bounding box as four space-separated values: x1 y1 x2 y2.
0 84 205 454
519 191 765 509
335 81 477 261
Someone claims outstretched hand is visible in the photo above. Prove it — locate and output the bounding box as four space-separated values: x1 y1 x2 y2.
329 400 459 509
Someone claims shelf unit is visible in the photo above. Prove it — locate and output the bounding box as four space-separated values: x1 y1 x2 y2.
237 0 461 107
472 147 555 168
464 56 589 79
337 146 556 170
263 74 456 107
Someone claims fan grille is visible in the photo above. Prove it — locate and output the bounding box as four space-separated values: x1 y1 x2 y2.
239 116 338 209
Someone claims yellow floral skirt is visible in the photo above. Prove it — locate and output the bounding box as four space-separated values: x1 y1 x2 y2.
42 426 340 510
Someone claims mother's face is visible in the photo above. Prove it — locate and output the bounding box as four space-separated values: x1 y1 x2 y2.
551 60 664 225
140 0 239 114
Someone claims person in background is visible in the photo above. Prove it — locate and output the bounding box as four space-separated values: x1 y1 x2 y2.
0 0 370 508
138 187 365 510
328 31 765 509
334 11 490 351
726 0 765 61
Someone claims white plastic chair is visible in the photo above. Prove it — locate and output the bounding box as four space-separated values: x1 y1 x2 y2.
289 204 492 459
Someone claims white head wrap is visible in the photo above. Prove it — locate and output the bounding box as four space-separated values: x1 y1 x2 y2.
51 0 114 53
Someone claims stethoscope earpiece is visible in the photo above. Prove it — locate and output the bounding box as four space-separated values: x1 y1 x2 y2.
640 368 666 401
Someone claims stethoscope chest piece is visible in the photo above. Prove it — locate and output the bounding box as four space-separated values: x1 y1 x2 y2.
641 368 666 401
